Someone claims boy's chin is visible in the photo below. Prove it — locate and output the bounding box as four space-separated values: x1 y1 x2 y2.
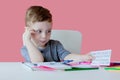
38 43 46 48
37 40 49 47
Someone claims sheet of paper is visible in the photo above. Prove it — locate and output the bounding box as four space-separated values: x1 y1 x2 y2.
22 62 72 71
71 64 99 68
36 62 72 69
90 49 112 66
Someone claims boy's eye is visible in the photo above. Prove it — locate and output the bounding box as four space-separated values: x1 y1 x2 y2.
35 30 51 34
47 30 51 33
36 30 42 33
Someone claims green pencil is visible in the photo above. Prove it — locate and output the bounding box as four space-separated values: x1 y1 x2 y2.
65 67 99 71
105 67 120 70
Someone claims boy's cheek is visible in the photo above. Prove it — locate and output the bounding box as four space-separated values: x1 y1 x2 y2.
31 34 39 40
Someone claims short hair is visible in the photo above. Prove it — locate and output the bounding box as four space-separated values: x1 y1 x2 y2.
25 6 52 27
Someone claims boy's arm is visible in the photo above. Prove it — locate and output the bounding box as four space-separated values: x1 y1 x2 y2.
56 41 93 62
23 27 44 63
25 40 44 62
64 53 93 62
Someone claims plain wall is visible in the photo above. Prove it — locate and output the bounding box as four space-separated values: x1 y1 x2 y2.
0 0 120 61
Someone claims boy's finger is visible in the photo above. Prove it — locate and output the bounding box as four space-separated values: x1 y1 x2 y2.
24 27 30 32
30 29 36 34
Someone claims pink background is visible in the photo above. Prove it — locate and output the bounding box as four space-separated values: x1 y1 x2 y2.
0 0 120 62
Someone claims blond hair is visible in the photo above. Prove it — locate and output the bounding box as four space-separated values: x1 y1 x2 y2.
25 6 52 27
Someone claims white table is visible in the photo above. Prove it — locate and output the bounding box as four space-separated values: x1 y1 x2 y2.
0 62 120 80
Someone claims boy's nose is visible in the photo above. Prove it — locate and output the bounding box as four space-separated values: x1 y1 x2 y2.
41 33 47 38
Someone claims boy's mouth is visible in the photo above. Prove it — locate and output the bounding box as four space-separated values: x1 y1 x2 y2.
39 40 47 44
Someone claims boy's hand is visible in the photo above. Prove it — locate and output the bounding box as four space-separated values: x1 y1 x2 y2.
82 53 95 62
22 27 35 46
72 54 94 63
64 53 95 63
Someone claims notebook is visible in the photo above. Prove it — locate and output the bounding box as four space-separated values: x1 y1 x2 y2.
22 62 72 71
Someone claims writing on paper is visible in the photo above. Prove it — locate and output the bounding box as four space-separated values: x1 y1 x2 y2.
90 49 112 66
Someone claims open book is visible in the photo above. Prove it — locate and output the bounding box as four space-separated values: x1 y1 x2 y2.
22 62 99 71
22 62 72 71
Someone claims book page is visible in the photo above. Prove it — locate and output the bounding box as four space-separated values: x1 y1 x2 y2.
22 62 71 71
90 49 112 66
36 62 71 69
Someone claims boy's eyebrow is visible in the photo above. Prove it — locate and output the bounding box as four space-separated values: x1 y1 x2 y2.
34 29 51 31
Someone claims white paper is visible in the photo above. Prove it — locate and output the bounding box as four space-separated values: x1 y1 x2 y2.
22 62 72 71
36 62 71 69
71 64 99 68
90 49 112 66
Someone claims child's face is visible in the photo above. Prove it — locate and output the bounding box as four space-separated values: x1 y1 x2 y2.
30 21 52 47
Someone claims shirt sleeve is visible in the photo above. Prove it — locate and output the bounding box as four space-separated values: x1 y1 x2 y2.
20 46 31 62
56 41 71 61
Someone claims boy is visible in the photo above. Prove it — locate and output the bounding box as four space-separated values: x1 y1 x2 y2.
21 6 93 63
